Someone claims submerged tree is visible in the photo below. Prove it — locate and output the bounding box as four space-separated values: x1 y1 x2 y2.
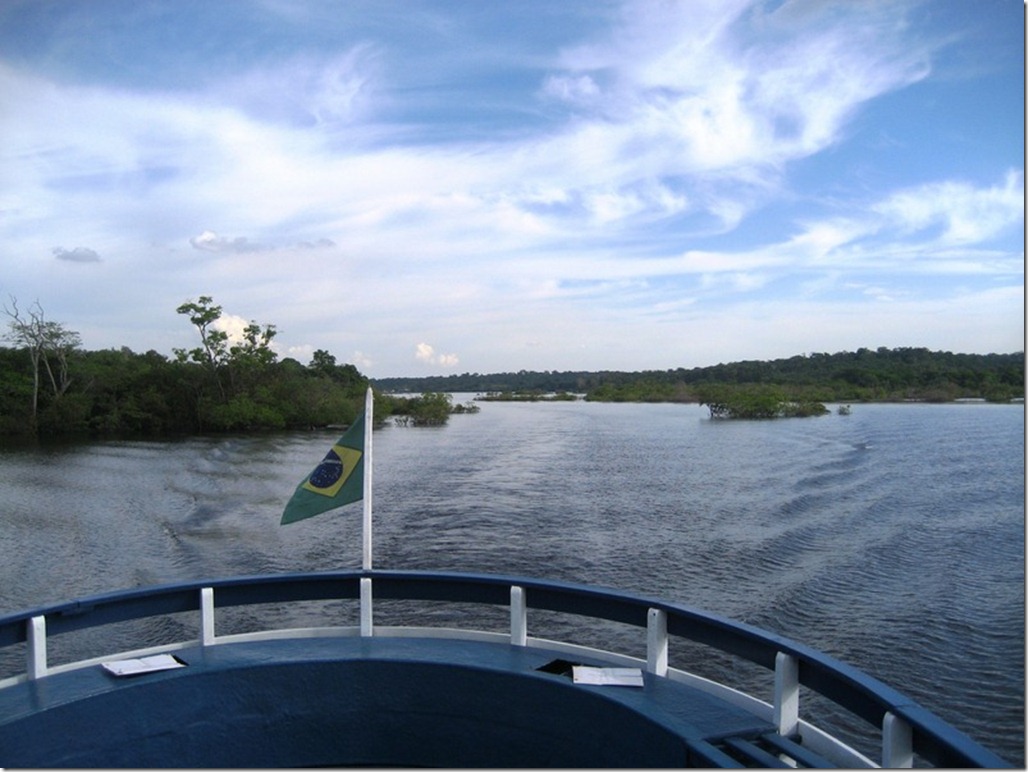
695 384 828 419
390 392 455 426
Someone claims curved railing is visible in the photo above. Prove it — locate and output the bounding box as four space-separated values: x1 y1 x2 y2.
0 570 1010 768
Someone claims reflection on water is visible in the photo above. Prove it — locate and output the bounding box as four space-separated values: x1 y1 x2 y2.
0 401 1023 763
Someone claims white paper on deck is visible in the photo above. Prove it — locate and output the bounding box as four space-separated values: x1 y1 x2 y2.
102 654 185 677
571 666 644 687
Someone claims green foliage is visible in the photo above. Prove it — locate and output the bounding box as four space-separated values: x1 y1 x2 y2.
0 296 371 438
0 346 34 433
230 322 278 368
374 347 1024 405
389 392 454 426
384 391 484 425
584 381 691 403
204 394 286 432
695 384 829 419
0 344 369 438
174 297 228 370
478 390 577 402
0 298 1021 439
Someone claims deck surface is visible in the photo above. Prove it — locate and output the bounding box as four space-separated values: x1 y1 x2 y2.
0 635 778 767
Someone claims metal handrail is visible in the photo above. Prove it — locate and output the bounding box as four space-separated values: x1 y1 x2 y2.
0 570 1010 768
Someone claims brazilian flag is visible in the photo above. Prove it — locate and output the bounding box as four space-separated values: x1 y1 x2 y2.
281 410 365 525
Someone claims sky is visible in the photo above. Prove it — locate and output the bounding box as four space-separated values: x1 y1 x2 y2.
0 0 1023 377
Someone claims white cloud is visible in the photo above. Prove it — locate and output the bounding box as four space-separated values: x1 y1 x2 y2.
189 230 337 255
873 170 1025 245
0 1 1020 375
541 0 932 182
415 342 459 368
541 73 600 104
211 314 252 346
190 230 266 254
286 343 315 363
0 0 944 261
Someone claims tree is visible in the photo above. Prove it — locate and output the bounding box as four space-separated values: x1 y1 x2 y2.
695 384 828 419
226 320 278 398
173 296 291 430
309 349 366 390
174 296 229 399
231 322 278 368
2 297 81 429
390 392 454 426
310 349 337 376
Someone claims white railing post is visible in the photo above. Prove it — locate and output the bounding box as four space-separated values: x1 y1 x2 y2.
27 615 47 680
646 608 668 676
200 587 216 646
360 577 373 637
510 585 527 646
774 652 800 737
883 711 913 768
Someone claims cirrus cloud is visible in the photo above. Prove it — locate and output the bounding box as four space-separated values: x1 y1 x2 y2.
0 1 1020 375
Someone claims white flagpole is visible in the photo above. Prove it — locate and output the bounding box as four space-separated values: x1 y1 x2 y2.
362 386 374 571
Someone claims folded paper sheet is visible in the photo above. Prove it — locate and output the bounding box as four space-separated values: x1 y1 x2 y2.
571 666 644 687
102 654 185 677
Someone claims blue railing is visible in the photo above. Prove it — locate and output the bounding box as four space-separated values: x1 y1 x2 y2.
0 570 1010 768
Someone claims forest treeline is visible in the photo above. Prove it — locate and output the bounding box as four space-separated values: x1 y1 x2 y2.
0 340 373 438
0 296 448 438
2 294 1022 439
374 347 1024 404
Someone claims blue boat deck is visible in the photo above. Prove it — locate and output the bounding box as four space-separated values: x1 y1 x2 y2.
0 570 1011 768
0 635 825 767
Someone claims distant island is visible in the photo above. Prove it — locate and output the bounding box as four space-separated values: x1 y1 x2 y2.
372 347 1024 405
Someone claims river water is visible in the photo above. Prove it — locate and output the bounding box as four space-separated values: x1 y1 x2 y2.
0 400 1023 764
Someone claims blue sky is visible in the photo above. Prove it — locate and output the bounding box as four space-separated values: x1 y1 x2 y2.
0 0 1022 376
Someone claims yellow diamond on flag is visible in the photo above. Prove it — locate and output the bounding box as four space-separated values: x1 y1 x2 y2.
302 445 363 497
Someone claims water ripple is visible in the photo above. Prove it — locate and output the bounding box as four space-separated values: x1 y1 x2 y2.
0 402 1021 764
